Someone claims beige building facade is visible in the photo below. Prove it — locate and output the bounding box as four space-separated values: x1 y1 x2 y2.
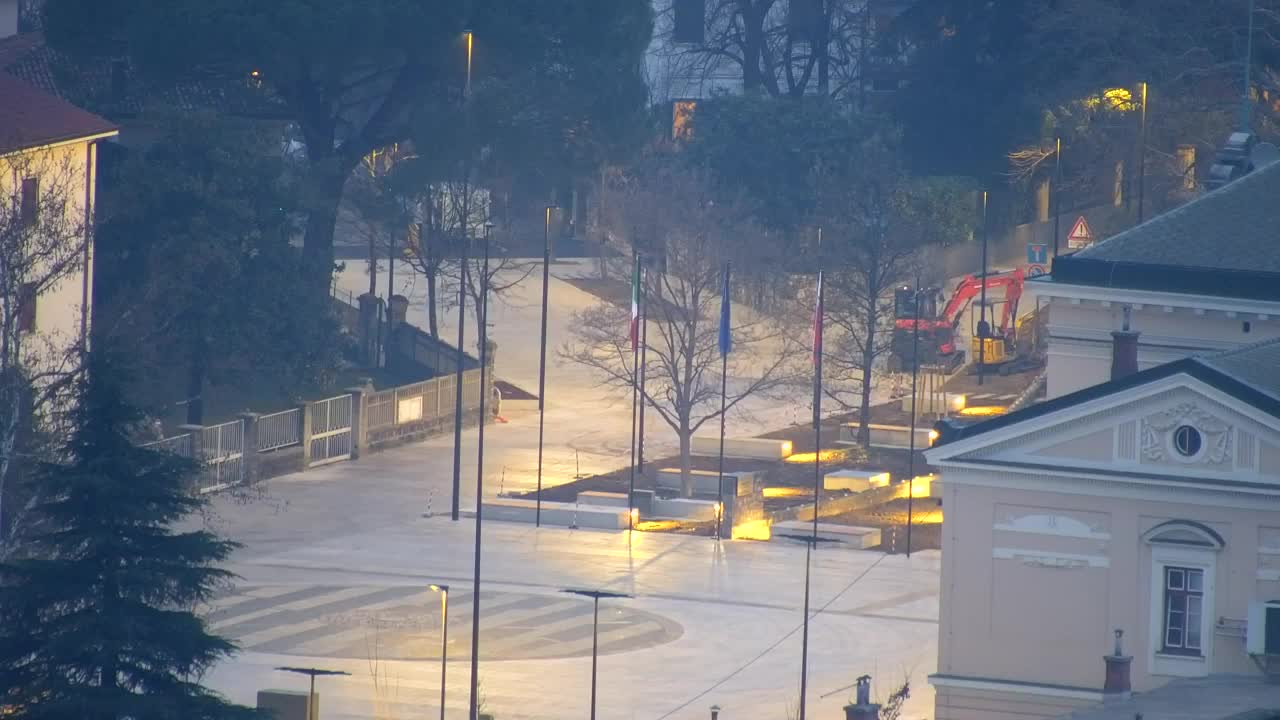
0 72 116 380
925 342 1280 719
1041 157 1280 399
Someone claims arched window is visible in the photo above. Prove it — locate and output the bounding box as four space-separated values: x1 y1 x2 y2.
1143 520 1222 674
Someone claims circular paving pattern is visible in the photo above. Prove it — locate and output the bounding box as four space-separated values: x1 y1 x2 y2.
206 585 683 661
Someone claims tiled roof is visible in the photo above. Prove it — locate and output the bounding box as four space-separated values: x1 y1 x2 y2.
0 31 285 120
1071 158 1280 274
0 71 117 154
931 337 1280 446
1198 336 1280 403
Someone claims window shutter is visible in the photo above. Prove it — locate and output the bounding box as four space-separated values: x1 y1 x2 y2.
17 282 37 333
19 177 38 225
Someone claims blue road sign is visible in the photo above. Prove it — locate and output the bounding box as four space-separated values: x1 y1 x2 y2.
1027 243 1048 265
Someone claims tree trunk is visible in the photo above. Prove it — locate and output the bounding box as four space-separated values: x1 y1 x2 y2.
301 153 357 301
857 306 877 447
679 423 693 498
742 2 770 94
426 267 439 339
185 340 206 427
816 1 830 96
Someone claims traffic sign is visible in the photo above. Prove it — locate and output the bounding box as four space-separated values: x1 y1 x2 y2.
1026 243 1048 265
1067 215 1094 249
1027 264 1047 277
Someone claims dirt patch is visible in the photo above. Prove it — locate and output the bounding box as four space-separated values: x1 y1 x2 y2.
494 380 536 401
826 497 944 554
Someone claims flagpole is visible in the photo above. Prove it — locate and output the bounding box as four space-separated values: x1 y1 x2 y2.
638 265 649 478
716 262 731 541
801 230 823 720
627 251 640 533
536 206 554 527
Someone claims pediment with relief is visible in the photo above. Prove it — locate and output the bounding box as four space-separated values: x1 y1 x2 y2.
943 381 1279 483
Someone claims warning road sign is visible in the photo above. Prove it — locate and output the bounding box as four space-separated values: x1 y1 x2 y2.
1067 215 1094 249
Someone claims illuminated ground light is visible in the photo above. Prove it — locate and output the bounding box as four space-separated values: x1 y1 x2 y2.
731 519 772 541
783 448 849 464
958 405 1007 417
909 474 935 499
634 519 682 532
761 487 812 499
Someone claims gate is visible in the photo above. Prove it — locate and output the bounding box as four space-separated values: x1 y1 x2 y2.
309 394 353 467
200 420 244 493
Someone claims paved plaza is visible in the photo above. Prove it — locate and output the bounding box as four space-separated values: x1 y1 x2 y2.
195 262 941 720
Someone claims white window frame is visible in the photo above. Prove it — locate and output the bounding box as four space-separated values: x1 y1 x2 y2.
1148 542 1216 677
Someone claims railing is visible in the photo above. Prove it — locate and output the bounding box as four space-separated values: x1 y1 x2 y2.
142 433 193 456
200 419 245 492
366 388 396 431
258 408 302 452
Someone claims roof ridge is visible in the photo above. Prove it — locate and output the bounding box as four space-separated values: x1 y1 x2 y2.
1200 335 1280 361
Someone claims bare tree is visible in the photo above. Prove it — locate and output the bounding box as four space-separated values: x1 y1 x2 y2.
0 146 92 554
651 0 879 102
430 181 533 352
562 163 800 496
815 133 970 446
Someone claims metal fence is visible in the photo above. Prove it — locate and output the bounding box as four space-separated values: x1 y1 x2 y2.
258 408 302 452
364 369 482 438
199 420 244 493
141 433 193 457
308 394 353 466
366 388 396 431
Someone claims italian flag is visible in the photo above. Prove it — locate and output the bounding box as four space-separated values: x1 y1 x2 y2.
630 254 641 351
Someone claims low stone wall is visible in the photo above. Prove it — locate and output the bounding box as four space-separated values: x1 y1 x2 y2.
769 483 906 524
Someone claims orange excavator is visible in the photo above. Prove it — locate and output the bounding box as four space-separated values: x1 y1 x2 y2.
890 268 1025 373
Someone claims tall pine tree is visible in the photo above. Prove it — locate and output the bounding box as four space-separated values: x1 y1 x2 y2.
0 354 257 720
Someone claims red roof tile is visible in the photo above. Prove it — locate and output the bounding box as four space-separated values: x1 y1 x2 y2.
0 72 117 154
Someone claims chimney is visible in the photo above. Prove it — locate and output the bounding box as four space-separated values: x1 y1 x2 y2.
843 676 880 720
1102 629 1133 703
1111 306 1139 381
0 0 18 39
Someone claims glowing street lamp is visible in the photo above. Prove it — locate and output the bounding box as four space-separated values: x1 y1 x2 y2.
430 584 450 720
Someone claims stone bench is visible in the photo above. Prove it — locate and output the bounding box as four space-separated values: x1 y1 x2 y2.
899 392 966 415
690 436 793 460
481 498 631 530
651 497 719 521
824 469 891 492
771 520 882 549
576 491 630 508
654 468 761 497
838 422 933 450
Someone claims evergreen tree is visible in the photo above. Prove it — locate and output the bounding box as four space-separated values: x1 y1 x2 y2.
0 354 256 720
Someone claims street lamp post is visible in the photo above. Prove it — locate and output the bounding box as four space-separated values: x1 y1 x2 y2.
977 191 989 387
905 280 922 558
536 206 556 527
275 666 351 720
1052 137 1062 259
452 28 476 522
430 584 450 720
776 533 841 720
469 222 493 720
1137 81 1148 224
562 589 632 720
